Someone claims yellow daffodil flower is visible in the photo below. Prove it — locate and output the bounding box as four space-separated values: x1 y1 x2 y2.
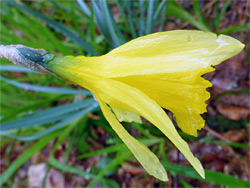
39 30 244 181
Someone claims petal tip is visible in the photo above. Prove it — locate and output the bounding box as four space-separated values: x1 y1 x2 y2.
152 167 168 182
198 163 205 179
218 34 245 53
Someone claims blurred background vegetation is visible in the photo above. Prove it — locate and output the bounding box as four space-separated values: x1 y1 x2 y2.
0 0 249 187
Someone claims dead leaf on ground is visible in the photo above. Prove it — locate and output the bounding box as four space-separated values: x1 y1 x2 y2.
217 105 249 120
218 93 249 108
121 165 145 175
223 129 247 142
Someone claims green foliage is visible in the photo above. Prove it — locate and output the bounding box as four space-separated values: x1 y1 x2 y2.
0 131 61 187
0 0 248 187
163 162 250 187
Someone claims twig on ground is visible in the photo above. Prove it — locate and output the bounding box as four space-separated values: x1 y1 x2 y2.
204 125 230 142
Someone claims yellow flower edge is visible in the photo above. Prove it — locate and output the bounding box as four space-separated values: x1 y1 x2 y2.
45 30 244 181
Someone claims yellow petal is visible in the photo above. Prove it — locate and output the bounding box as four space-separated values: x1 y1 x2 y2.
47 30 244 79
88 30 244 77
45 66 205 178
112 107 142 123
79 75 205 178
115 67 214 136
96 95 168 181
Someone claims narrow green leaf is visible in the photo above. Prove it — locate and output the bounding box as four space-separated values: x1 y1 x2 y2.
0 118 67 141
89 4 99 52
180 178 194 188
201 140 250 150
163 162 250 187
0 76 91 95
98 0 120 47
131 122 154 138
41 166 50 188
49 156 117 186
214 0 232 30
159 140 168 164
218 23 250 34
52 124 76 155
1 95 66 123
1 112 72 131
193 0 208 28
166 0 210 31
7 1 98 55
105 1 127 44
34 99 96 118
153 0 168 22
71 2 86 41
215 89 250 101
126 1 137 38
0 103 99 140
116 0 126 18
78 143 126 159
98 0 124 47
131 0 139 36
0 99 97 131
0 131 60 186
86 151 131 188
158 2 167 32
78 137 162 159
139 0 145 36
49 156 95 179
146 0 155 34
0 137 12 147
91 0 114 46
48 0 67 12
0 65 39 73
77 0 91 17
213 1 219 30
63 128 78 163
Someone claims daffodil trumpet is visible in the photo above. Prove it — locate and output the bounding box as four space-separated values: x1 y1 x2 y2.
2 30 244 181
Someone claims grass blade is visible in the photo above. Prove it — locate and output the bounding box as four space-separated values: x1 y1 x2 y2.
180 178 194 188
131 122 154 138
0 65 39 73
214 0 232 30
158 3 167 32
78 137 162 159
0 76 91 95
7 1 98 55
0 99 97 131
49 156 95 179
139 0 145 36
166 0 210 31
0 103 99 140
218 23 250 34
98 0 125 47
153 0 168 22
86 151 131 188
0 131 60 186
126 1 137 38
98 0 121 47
201 140 250 150
49 156 116 186
77 0 91 17
0 95 66 122
163 162 250 187
91 0 113 46
146 0 155 34
193 0 209 28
